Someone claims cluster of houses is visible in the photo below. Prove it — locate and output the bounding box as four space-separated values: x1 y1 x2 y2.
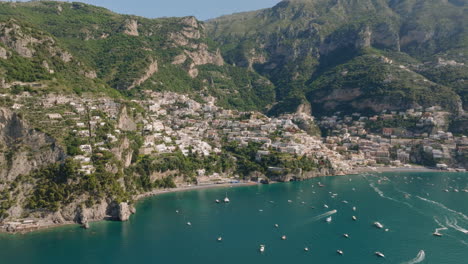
5 91 468 179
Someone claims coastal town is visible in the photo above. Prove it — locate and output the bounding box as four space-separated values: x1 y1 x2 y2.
3 90 467 182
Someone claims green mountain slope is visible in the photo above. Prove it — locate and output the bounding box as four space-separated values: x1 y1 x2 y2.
207 0 468 115
0 1 275 111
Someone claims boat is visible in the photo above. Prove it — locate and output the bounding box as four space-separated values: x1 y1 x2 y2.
343 233 349 238
274 224 279 228
288 200 293 203
342 200 348 204
187 222 191 226
352 216 357 221
433 232 443 237
224 193 230 203
217 237 222 242
304 247 309 252
259 244 265 253
281 235 287 240
374 221 384 229
326 216 332 223
323 204 329 208
215 199 220 203
337 250 344 255
352 206 357 211
375 251 385 258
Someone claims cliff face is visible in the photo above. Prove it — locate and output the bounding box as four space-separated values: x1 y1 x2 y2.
207 0 467 115
0 108 65 182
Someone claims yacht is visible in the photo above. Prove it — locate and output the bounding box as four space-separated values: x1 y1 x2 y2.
259 245 265 253
375 251 385 258
337 250 344 255
326 216 332 223
374 222 384 229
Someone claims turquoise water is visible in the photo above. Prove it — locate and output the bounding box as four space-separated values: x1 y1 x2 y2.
1 172 467 264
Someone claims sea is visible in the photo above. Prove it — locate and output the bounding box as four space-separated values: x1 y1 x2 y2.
0 172 467 264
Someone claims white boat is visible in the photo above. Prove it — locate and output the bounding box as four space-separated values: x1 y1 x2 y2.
187 222 191 226
352 206 356 211
304 247 309 252
326 216 332 223
337 250 344 255
217 237 222 242
343 233 349 238
281 235 287 240
433 232 443 237
375 251 385 258
323 204 329 208
215 199 220 203
352 216 357 221
274 224 279 228
374 221 384 229
224 193 230 203
259 244 265 253
342 200 348 204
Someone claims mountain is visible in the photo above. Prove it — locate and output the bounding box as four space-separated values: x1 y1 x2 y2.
207 0 468 115
0 1 275 111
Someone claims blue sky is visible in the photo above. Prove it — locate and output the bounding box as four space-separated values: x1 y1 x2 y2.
45 0 282 20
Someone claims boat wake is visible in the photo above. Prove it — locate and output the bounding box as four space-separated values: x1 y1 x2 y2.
434 217 448 234
445 217 468 234
309 210 338 222
401 250 425 264
369 183 414 209
416 196 468 222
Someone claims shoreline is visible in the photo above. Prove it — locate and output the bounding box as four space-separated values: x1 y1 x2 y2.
1 166 463 235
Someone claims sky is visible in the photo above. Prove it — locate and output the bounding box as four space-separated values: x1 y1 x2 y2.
33 0 282 20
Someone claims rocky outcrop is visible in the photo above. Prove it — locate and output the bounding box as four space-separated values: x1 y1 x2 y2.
185 44 224 78
117 106 137 131
128 59 158 89
118 202 133 221
0 21 41 58
0 46 8 59
0 108 65 182
123 19 139 36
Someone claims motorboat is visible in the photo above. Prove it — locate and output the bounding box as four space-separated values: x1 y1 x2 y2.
304 247 309 252
224 193 230 203
352 216 357 221
187 222 191 226
374 222 384 229
352 206 356 211
375 252 385 258
217 237 222 242
274 224 279 228
281 235 287 240
337 250 344 255
433 232 443 237
343 233 349 238
259 245 265 253
323 204 329 208
326 216 332 223
215 199 220 203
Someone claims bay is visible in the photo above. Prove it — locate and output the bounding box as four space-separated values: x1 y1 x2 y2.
1 172 467 264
